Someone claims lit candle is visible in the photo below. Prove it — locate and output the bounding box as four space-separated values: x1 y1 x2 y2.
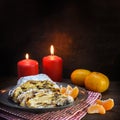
17 53 39 78
42 45 63 82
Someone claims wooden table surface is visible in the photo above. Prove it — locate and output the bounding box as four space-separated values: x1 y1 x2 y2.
0 77 120 120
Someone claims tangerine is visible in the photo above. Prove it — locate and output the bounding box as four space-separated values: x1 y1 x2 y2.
96 98 114 111
85 72 110 93
70 69 91 86
60 87 66 94
70 86 79 99
60 85 79 99
87 104 106 114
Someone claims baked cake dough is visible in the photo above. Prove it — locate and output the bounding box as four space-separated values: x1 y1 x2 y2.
9 80 74 108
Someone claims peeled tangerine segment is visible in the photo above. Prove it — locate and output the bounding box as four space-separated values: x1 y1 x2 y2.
96 98 114 111
87 104 106 114
70 87 79 99
60 87 66 94
60 85 79 99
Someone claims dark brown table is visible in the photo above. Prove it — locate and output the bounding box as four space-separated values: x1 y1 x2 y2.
0 77 120 120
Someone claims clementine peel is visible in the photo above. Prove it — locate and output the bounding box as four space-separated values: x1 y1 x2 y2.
85 72 110 93
71 69 91 86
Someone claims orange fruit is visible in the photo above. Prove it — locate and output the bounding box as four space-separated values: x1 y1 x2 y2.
70 86 79 99
87 104 106 114
96 98 114 111
84 72 110 93
70 69 91 86
60 85 79 99
60 87 66 94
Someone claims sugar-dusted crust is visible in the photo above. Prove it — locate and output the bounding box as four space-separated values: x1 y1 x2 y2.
9 80 74 108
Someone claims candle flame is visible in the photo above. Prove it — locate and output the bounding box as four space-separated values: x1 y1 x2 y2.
50 45 54 55
25 53 29 59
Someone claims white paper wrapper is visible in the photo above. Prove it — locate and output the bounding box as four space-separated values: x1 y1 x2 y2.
17 74 54 85
9 74 60 97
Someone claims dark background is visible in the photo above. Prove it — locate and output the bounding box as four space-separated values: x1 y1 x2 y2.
0 0 120 80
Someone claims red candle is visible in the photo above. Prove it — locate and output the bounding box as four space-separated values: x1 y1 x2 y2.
17 53 39 78
42 45 63 82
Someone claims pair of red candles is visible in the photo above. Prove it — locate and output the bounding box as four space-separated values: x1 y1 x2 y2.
17 45 63 82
